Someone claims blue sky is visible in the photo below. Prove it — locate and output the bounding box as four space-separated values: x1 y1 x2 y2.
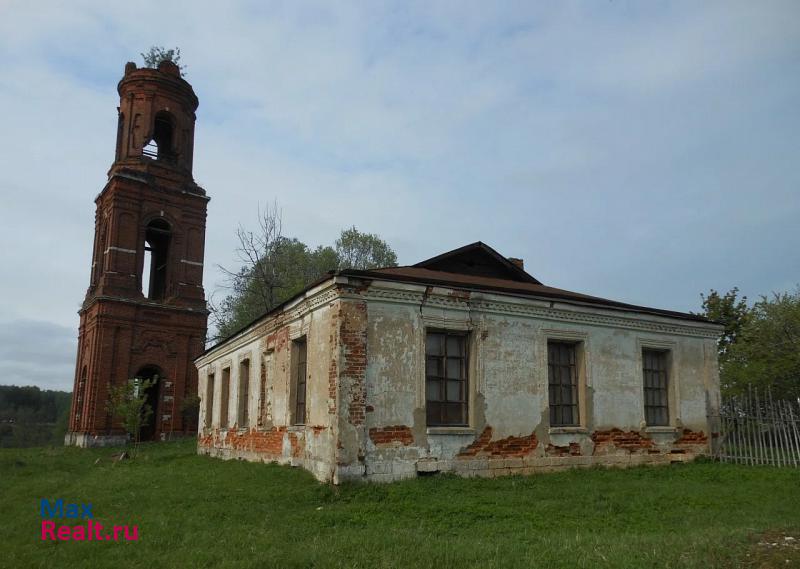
1 1 798 390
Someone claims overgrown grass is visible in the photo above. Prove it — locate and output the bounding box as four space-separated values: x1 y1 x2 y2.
2 440 799 568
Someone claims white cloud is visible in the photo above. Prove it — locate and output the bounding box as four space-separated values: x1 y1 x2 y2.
0 1 798 389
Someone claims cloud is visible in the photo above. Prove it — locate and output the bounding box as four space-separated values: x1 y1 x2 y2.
0 320 76 391
0 1 798 389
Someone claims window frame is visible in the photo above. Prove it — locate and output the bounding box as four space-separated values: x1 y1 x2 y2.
425 329 470 427
219 366 230 429
292 338 308 426
204 370 214 429
547 340 581 428
238 358 250 428
258 350 273 428
642 348 670 427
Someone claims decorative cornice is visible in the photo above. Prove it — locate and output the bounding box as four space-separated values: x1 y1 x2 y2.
197 285 340 364
364 287 719 339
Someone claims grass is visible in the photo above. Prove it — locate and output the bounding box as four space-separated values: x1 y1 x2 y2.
1 440 799 569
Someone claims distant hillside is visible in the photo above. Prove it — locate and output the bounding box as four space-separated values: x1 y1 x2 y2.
0 385 71 447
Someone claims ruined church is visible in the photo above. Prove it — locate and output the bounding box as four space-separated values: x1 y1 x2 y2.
196 242 722 483
67 62 722 483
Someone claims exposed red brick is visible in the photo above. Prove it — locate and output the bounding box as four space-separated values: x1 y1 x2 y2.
340 300 367 426
458 426 539 458
592 429 654 452
369 425 414 446
448 290 471 301
546 442 582 456
200 427 287 455
68 62 208 444
288 432 303 458
675 429 708 445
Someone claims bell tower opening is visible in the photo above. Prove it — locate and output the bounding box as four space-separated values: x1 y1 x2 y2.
142 111 176 162
143 219 171 301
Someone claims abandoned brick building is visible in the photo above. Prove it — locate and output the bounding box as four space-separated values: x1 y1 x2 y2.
66 61 208 447
196 242 722 482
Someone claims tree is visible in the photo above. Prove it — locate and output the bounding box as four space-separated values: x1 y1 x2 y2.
140 46 186 76
180 394 201 431
107 378 155 454
336 226 398 270
723 288 800 401
210 206 398 342
211 204 339 339
699 287 750 362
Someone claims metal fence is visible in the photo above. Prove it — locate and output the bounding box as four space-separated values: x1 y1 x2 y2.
715 387 800 467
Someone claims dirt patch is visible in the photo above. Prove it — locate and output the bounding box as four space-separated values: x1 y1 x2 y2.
735 530 800 568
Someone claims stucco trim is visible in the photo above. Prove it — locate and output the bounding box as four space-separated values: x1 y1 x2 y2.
364 285 720 339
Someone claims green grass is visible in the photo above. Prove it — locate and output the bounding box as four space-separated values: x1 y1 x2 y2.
2 441 799 569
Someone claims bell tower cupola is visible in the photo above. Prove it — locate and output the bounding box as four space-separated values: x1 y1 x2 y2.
114 60 198 173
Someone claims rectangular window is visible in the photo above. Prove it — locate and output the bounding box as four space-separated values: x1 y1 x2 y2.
220 367 230 428
643 349 669 426
293 339 307 425
238 359 250 428
204 372 214 429
548 341 579 427
258 352 272 427
425 330 468 426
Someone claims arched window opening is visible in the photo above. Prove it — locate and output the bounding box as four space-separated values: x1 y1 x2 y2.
75 365 88 424
115 113 125 161
134 366 162 442
141 112 175 161
143 219 170 301
141 111 176 162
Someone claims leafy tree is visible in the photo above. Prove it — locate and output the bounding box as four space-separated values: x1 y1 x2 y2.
180 394 201 431
141 46 186 76
700 288 750 362
107 378 155 454
336 226 398 270
723 288 800 401
210 206 397 341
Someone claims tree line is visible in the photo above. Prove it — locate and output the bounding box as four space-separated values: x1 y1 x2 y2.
0 385 71 447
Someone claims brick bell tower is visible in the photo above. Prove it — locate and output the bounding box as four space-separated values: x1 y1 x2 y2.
66 60 209 447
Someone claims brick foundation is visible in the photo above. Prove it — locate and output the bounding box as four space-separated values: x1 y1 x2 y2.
458 426 539 458
369 426 414 446
592 429 655 453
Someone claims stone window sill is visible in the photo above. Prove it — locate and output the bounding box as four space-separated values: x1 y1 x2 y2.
426 427 475 436
645 426 678 434
548 427 588 435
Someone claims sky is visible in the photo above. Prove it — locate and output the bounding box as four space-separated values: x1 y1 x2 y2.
0 1 798 391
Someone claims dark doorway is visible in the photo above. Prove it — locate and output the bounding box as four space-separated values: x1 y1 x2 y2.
135 366 162 441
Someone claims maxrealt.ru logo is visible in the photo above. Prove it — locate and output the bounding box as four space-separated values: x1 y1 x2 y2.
40 499 139 541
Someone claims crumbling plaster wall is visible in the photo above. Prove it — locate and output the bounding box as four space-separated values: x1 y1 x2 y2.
196 282 340 482
343 280 721 482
